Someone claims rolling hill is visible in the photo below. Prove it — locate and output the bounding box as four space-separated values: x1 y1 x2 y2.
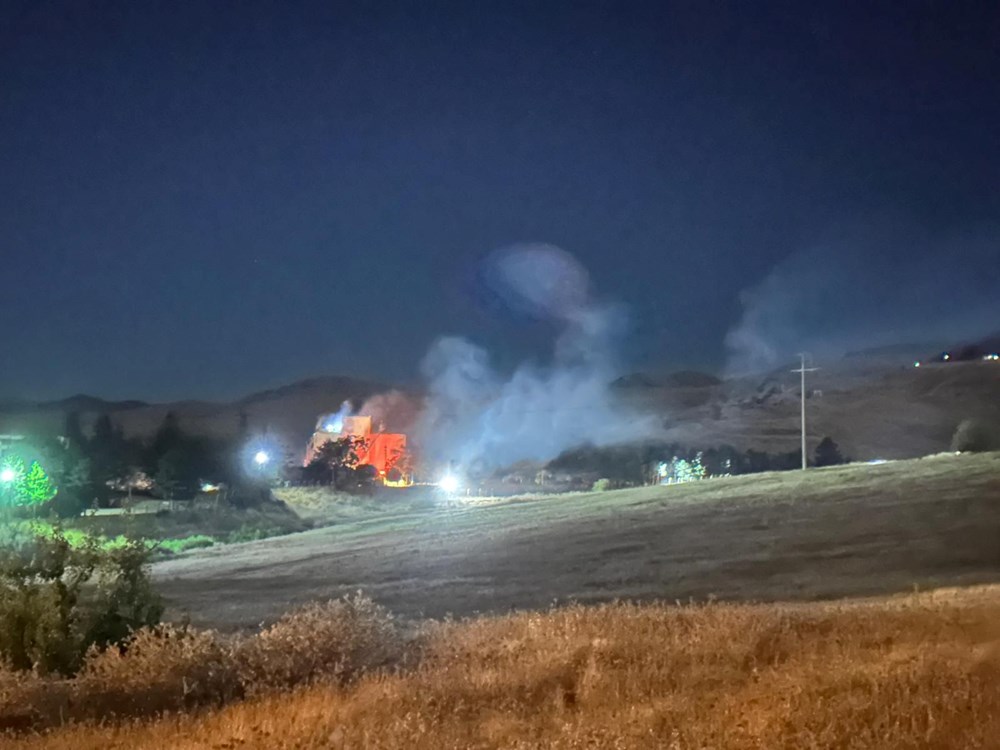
1 349 998 464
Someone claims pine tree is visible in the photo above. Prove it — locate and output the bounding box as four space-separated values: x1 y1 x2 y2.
814 437 845 467
22 461 57 504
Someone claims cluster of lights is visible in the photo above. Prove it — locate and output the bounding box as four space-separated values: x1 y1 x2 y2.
914 353 999 366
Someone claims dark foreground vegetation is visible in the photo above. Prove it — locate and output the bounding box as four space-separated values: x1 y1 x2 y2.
4 589 1000 748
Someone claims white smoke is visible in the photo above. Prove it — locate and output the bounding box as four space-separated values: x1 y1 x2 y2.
316 400 352 433
725 225 1000 375
416 243 662 469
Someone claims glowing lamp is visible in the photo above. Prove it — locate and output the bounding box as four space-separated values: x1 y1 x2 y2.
439 474 460 493
253 451 270 466
0 468 16 483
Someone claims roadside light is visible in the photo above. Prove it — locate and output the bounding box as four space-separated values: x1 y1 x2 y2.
439 474 460 493
253 450 270 466
0 468 15 483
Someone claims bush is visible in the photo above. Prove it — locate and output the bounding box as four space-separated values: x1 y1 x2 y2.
45 490 89 519
76 625 241 718
158 535 215 554
0 529 162 676
235 594 401 694
0 593 404 730
592 478 613 492
950 419 999 453
225 524 285 544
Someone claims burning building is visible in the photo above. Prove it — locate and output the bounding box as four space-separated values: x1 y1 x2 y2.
304 412 412 486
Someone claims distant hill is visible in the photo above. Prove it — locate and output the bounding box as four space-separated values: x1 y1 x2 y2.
612 370 722 390
0 375 392 456
36 394 149 413
928 332 1000 362
663 370 722 388
611 373 660 389
236 376 390 406
844 342 947 360
2 349 999 464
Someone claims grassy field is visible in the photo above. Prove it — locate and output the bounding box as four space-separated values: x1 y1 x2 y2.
0 501 312 558
10 586 1000 749
155 452 1000 630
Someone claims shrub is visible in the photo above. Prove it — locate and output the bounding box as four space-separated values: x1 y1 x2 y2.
0 529 162 676
950 419 999 452
225 524 285 544
591 478 613 492
235 594 401 694
0 594 405 730
84 539 165 650
75 625 241 719
158 535 215 555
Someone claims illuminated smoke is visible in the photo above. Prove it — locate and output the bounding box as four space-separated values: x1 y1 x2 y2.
356 389 422 432
416 243 661 469
317 400 352 433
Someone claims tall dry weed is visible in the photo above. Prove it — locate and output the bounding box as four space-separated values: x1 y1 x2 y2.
236 593 401 694
6 592 1000 749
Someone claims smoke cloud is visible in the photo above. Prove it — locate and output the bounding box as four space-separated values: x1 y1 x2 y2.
726 226 1000 374
416 243 661 469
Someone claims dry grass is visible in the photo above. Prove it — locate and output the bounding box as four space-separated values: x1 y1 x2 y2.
0 595 400 733
9 588 1000 749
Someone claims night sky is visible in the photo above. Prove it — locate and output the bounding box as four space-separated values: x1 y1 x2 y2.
2 1 998 401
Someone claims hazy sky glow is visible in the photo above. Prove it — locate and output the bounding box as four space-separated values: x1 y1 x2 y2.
1 1 998 400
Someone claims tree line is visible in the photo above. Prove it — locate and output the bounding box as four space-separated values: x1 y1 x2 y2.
5 411 257 517
547 436 847 486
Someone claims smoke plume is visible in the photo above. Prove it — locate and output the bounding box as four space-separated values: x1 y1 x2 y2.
726 226 1000 374
416 243 661 469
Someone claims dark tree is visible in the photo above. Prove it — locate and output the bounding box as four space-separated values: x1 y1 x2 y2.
147 411 184 473
88 414 129 495
814 437 845 467
155 447 200 500
63 411 87 451
304 437 372 491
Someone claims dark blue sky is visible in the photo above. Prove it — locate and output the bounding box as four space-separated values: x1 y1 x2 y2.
2 1 998 401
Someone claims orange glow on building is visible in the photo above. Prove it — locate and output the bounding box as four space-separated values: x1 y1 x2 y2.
304 414 412 485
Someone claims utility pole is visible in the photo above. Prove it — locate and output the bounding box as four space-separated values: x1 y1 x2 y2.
791 354 819 470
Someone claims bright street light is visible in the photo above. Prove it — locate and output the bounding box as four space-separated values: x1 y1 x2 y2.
253 450 270 466
439 474 460 493
0 468 16 483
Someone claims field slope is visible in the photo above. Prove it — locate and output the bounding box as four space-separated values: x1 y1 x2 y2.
154 453 1000 629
